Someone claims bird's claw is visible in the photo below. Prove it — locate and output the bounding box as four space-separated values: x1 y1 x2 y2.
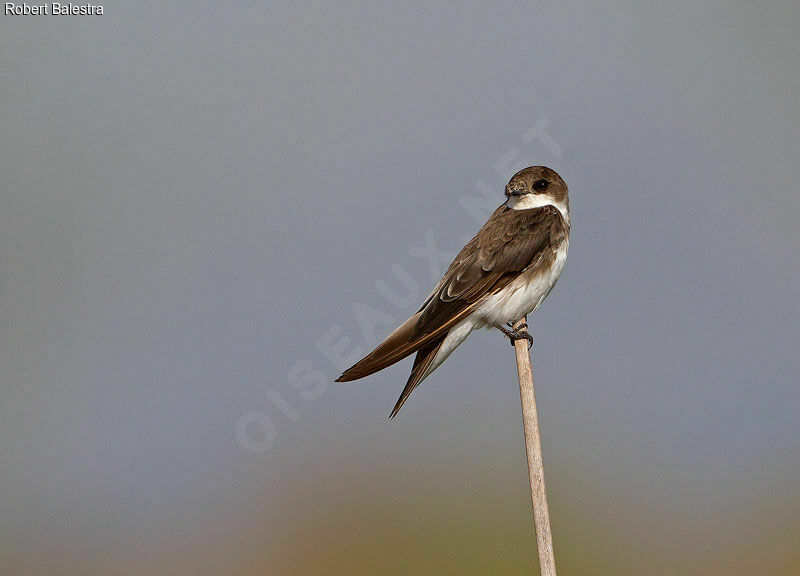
498 323 533 349
509 330 533 350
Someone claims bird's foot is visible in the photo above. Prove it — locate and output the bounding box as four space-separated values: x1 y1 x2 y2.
497 323 533 349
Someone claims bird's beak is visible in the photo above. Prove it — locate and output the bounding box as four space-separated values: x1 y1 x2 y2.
507 188 527 197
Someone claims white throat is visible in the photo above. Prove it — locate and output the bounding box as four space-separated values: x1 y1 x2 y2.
506 193 570 225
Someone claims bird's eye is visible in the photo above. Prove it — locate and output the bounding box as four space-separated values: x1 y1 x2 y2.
532 179 550 192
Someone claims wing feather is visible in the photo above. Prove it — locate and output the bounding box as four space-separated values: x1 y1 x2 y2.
415 205 562 333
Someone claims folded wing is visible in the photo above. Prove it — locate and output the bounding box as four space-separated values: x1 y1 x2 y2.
335 205 565 385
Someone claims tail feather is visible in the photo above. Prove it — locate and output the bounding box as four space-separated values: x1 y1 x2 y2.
388 338 445 419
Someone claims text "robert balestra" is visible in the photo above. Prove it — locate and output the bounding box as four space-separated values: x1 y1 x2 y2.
5 3 103 14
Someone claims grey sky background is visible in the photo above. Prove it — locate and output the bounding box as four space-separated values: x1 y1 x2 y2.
1 1 798 574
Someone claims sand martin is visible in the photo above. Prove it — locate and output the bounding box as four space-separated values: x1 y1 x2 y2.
337 166 570 417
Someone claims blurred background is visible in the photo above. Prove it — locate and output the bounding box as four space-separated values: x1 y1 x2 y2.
1 1 799 574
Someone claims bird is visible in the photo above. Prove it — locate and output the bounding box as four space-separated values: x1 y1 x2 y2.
336 166 570 418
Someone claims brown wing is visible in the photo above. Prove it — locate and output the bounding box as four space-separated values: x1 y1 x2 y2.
414 205 564 334
336 205 565 383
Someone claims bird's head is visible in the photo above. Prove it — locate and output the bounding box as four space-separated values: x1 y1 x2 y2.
505 166 568 208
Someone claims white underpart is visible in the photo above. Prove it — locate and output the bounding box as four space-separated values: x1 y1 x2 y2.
476 239 568 327
418 200 569 385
